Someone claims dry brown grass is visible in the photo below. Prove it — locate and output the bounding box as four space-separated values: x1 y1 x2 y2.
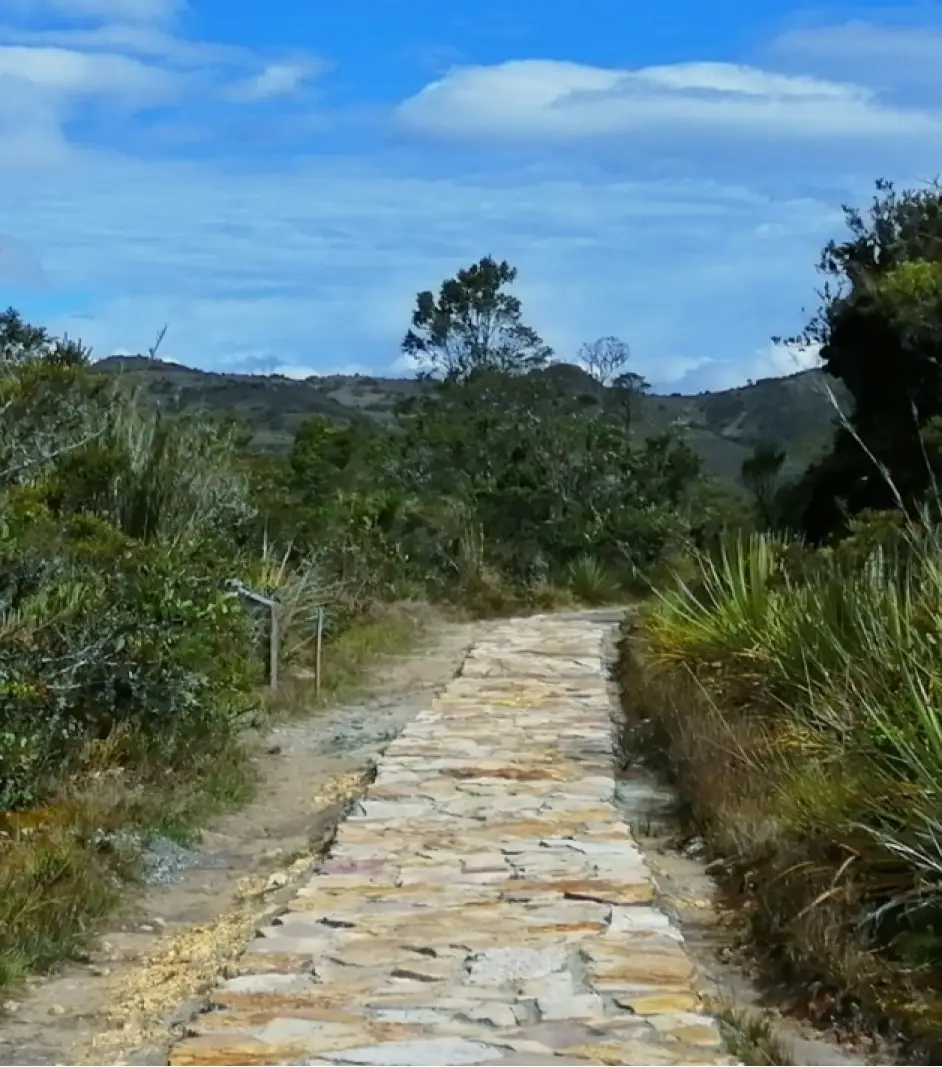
616 630 942 1058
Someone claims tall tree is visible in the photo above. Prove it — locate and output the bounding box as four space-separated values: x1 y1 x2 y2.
785 180 942 539
401 257 552 382
611 370 649 433
578 336 631 386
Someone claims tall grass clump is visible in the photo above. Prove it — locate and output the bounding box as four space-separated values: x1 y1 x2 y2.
623 515 942 1048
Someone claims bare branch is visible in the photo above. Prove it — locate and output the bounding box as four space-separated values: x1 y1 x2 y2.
0 429 105 484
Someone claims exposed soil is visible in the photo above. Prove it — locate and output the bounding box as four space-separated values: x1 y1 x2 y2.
0 615 478 1067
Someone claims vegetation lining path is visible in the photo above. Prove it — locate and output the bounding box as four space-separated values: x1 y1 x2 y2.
169 612 731 1067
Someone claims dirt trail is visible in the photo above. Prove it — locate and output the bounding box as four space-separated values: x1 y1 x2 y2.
0 617 478 1067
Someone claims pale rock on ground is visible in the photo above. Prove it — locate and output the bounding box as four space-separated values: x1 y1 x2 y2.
168 612 734 1067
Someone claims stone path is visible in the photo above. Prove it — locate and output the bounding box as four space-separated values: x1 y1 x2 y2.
169 613 733 1066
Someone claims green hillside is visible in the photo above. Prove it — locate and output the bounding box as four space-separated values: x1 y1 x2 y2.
92 356 848 483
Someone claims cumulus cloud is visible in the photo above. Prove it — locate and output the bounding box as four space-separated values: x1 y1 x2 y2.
762 340 822 377
396 57 941 144
0 37 185 165
0 0 321 131
672 341 824 392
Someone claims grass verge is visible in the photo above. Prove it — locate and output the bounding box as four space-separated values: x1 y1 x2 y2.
0 744 255 992
264 602 430 718
715 1003 794 1066
617 523 942 1059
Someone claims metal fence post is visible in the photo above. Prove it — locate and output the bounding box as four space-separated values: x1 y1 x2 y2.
315 607 324 698
225 578 281 693
269 601 280 692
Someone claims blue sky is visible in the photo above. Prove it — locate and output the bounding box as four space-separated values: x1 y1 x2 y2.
1 1 940 391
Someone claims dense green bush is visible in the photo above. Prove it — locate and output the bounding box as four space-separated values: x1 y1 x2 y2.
0 500 259 810
0 312 267 814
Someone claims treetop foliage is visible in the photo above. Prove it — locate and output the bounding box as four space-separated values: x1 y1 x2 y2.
401 256 553 381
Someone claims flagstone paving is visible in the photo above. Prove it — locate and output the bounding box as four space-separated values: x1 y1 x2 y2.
169 613 734 1066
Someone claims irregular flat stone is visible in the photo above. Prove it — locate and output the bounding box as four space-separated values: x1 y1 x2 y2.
518 972 573 998
648 1012 726 1047
460 1002 518 1027
464 947 569 986
588 948 696 987
480 1057 596 1066
168 614 732 1067
535 993 605 1021
321 1037 501 1064
221 974 319 995
607 905 684 940
612 988 704 1014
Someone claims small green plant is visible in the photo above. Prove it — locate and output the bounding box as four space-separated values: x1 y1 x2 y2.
716 1005 793 1066
566 553 620 605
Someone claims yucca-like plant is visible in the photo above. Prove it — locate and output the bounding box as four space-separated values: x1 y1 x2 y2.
643 532 787 669
246 534 339 665
645 514 942 940
566 553 619 605
104 399 255 546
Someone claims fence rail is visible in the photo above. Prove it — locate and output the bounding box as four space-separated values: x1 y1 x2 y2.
224 578 324 694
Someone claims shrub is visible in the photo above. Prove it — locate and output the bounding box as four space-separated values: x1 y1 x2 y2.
0 501 259 811
566 554 620 605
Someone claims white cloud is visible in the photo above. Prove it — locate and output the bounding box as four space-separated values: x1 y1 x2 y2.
389 352 432 376
770 20 942 88
396 57 940 142
0 0 322 123
0 20 247 66
760 16 942 153
1 146 839 389
2 14 933 394
762 340 822 377
0 16 267 70
673 341 823 392
226 58 320 102
0 43 178 99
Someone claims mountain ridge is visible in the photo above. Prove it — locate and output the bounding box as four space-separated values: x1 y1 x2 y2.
91 356 848 483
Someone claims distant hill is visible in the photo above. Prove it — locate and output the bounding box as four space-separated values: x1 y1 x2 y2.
91 356 849 485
